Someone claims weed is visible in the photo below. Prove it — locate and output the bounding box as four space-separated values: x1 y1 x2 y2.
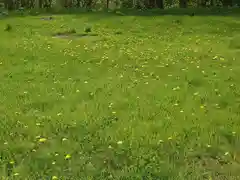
4 24 12 31
0 11 239 180
84 26 92 33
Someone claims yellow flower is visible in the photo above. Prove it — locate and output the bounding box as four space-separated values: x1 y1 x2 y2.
193 92 199 96
52 176 58 180
117 141 123 145
13 173 19 176
9 160 15 165
65 154 71 160
39 138 47 143
212 56 218 60
200 105 205 109
158 140 164 143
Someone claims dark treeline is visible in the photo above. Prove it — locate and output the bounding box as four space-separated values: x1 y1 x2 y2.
1 0 240 11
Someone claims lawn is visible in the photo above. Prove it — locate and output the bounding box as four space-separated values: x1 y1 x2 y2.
0 11 240 179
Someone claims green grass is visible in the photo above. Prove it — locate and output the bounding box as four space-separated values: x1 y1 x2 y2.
0 11 240 179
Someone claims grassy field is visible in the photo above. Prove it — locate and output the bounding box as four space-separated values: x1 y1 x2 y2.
0 11 240 179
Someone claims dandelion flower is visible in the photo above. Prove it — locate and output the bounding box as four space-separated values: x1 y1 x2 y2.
65 154 71 160
62 138 68 141
168 136 173 140
10 160 15 165
13 173 19 176
117 141 123 145
39 138 47 143
52 176 58 180
200 105 205 109
193 92 199 96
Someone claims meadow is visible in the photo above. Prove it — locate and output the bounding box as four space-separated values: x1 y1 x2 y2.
0 10 240 179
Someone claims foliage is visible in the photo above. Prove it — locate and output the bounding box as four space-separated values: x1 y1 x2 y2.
0 11 240 179
4 23 12 31
1 0 239 11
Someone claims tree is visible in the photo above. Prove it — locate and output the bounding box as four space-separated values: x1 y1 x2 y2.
210 0 216 6
4 0 14 10
156 0 164 8
179 0 187 8
199 0 207 7
221 0 233 6
86 0 93 9
149 0 155 8
143 0 155 8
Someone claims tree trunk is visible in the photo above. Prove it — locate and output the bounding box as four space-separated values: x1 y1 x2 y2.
149 0 155 8
222 0 233 6
76 0 80 7
106 0 109 8
39 0 43 8
179 0 187 8
144 0 155 8
210 0 215 6
20 0 26 7
4 0 15 10
35 0 39 8
199 0 207 7
67 0 73 7
28 0 35 8
156 0 164 8
86 0 93 9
